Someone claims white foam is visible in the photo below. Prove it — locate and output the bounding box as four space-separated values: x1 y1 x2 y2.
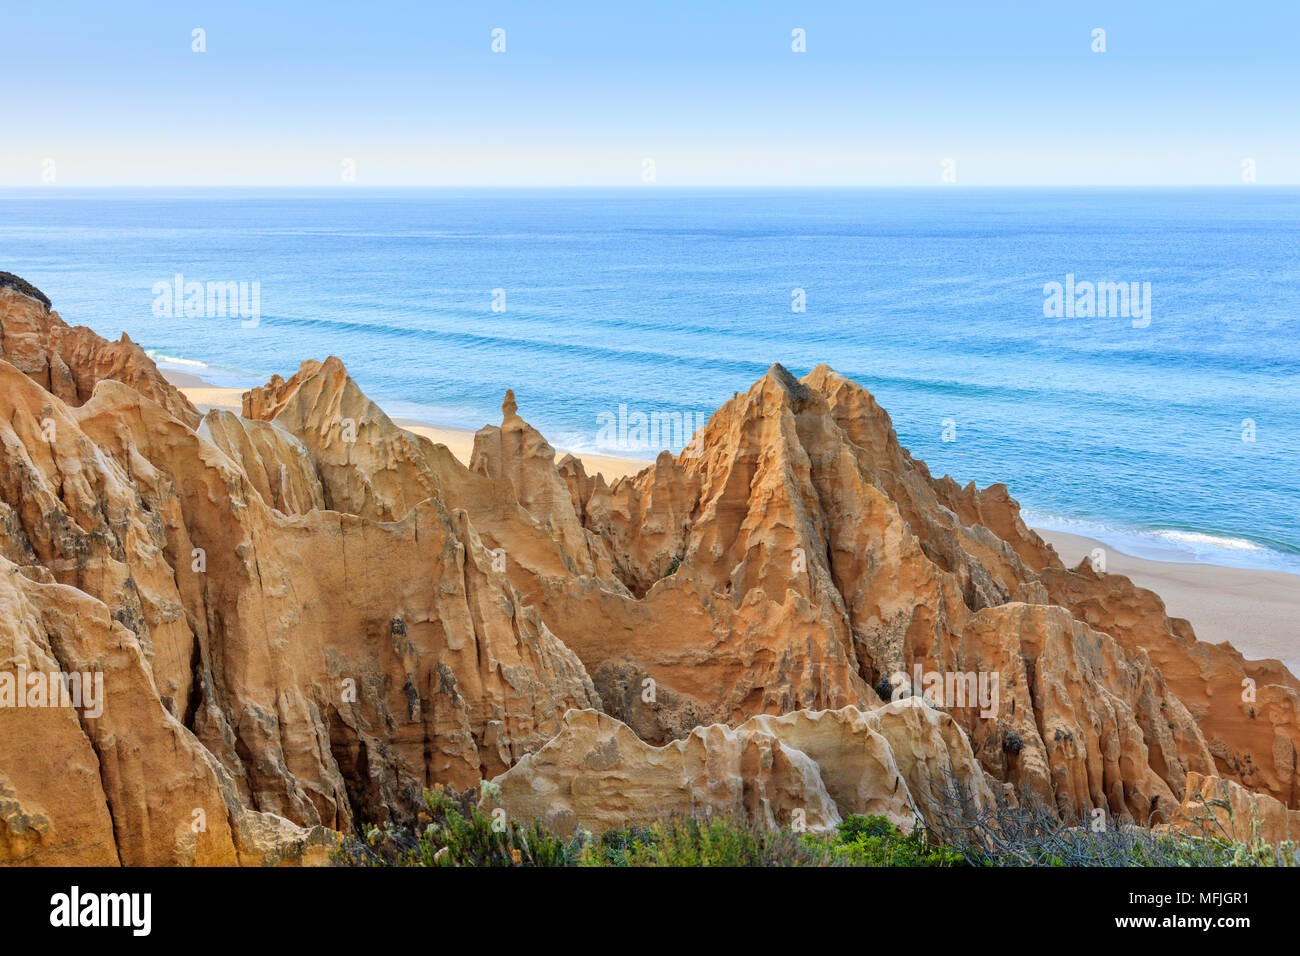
1150 530 1265 552
145 350 209 369
1025 511 1300 575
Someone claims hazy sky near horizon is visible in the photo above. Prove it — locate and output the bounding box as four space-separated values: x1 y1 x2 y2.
3 1 1297 187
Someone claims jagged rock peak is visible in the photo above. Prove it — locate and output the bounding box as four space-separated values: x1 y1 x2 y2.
762 361 813 402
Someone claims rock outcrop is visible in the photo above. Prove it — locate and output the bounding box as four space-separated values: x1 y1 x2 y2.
481 701 997 838
0 279 601 864
1 272 1297 866
560 362 1295 819
1170 772 1299 848
481 707 844 836
0 551 340 865
0 280 200 428
737 701 999 834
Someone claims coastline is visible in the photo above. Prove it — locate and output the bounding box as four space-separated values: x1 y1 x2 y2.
167 371 1299 673
1035 529 1300 675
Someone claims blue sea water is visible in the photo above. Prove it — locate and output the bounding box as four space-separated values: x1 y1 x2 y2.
2 187 1298 573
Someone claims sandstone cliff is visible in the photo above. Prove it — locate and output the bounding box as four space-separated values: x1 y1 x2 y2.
0 275 1295 865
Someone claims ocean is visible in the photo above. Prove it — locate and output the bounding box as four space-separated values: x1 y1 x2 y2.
2 187 1298 573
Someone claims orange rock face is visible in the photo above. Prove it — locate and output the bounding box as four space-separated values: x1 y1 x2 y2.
561 362 1296 821
0 273 1296 865
0 278 200 428
0 282 598 864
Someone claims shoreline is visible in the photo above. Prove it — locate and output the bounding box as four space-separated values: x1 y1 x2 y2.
165 371 1299 672
1036 529 1300 675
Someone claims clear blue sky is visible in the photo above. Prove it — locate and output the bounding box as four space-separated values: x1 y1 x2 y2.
3 1 1296 186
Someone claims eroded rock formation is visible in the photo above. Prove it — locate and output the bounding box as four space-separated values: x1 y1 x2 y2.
0 274 1296 865
482 701 998 838
0 282 600 864
0 274 200 428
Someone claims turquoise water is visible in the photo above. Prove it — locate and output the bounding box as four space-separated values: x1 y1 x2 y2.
2 187 1298 572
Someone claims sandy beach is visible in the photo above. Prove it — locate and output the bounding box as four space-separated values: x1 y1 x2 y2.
1036 529 1300 673
168 370 1297 673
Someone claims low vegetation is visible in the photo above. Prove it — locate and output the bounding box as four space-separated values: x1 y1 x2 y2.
335 780 1298 868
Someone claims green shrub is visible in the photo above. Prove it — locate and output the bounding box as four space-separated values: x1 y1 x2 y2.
828 815 966 867
335 785 581 867
580 816 831 867
335 781 1299 868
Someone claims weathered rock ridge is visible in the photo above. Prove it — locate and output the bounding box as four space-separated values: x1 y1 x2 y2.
481 702 998 839
0 275 1295 865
